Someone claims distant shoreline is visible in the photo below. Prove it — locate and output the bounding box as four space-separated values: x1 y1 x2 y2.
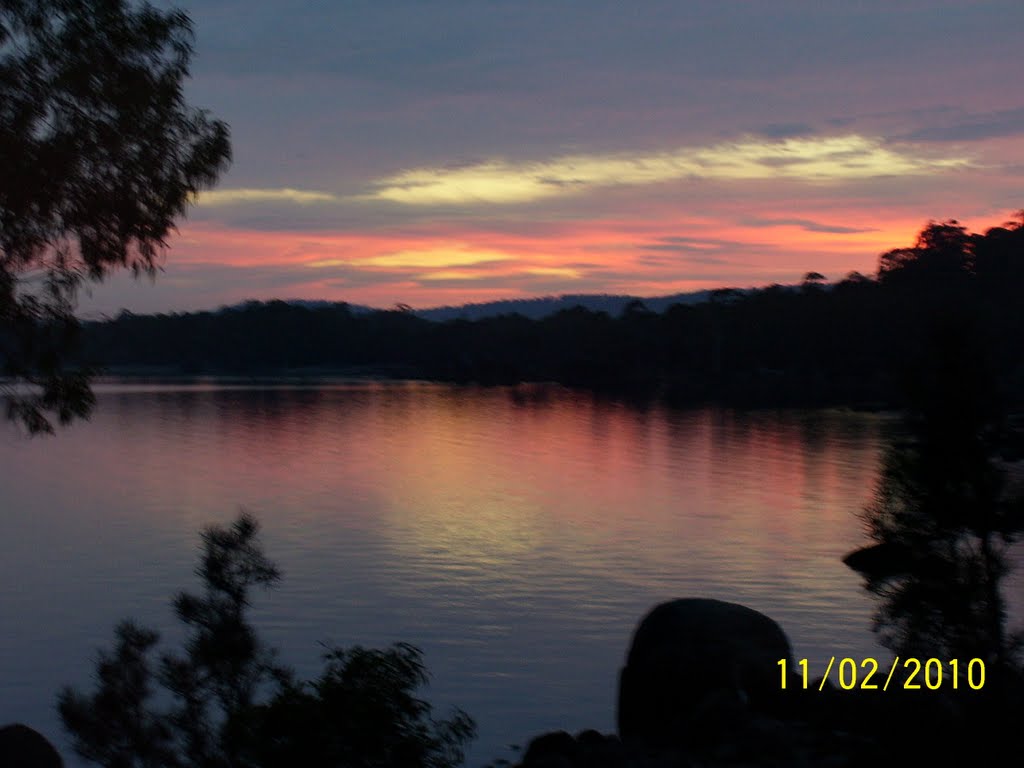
80 370 904 417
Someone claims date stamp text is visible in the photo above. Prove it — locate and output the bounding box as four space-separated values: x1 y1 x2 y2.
778 657 986 691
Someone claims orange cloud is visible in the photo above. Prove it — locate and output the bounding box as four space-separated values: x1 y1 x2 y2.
146 202 1014 313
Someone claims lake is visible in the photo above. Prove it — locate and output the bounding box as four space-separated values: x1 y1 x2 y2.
1 381 1019 766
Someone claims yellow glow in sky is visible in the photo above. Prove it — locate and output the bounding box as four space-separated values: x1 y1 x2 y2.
306 247 512 271
523 266 581 278
417 270 487 281
195 187 339 205
367 135 972 205
361 247 511 269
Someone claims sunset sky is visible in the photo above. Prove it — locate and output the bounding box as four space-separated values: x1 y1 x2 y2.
81 0 1024 315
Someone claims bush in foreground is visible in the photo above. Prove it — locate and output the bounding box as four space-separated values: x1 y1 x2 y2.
58 512 475 767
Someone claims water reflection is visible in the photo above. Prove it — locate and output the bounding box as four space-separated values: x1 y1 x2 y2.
2 383 898 765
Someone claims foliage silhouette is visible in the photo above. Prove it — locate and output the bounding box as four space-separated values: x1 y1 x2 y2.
845 312 1024 711
76 216 1024 412
58 513 476 768
1 0 230 433
878 220 972 286
240 644 475 768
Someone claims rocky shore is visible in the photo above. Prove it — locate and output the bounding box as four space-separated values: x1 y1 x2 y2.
513 598 1022 768
5 598 1020 768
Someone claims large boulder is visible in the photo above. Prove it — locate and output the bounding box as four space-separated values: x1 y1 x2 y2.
617 598 793 749
0 724 63 768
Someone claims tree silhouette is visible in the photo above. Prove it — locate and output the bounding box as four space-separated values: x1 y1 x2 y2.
877 220 972 286
1 0 230 433
59 512 476 768
845 314 1024 690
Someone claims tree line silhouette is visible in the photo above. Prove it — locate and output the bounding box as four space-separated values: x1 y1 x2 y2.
79 216 1024 410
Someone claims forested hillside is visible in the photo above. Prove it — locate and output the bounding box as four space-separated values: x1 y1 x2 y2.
81 218 1024 409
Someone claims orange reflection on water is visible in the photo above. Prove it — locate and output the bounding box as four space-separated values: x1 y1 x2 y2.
15 382 888 615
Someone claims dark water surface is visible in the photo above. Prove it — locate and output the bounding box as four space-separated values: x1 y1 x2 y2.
2 381 1018 765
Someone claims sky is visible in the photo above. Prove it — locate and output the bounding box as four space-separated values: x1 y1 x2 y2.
79 0 1024 315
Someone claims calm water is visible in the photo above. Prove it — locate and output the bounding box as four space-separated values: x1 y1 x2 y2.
1 382 1018 765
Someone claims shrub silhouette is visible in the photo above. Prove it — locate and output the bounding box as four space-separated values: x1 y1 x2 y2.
58 512 475 767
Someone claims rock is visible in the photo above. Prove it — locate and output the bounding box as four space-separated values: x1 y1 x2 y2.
521 731 578 767
687 685 751 746
617 598 793 750
841 542 913 578
519 730 629 768
0 724 63 768
574 730 627 768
